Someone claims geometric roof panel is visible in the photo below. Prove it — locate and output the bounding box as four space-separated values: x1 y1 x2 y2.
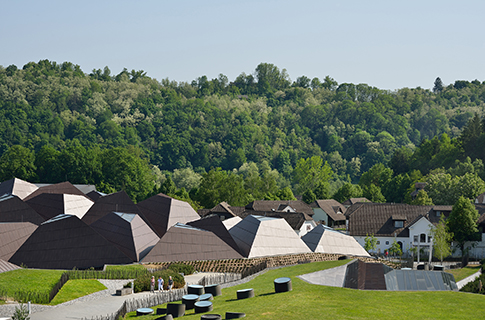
0 178 38 200
0 222 38 261
82 191 142 225
142 222 243 263
0 194 45 225
9 215 132 269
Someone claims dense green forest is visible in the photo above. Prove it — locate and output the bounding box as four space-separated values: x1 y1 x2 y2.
1 60 485 207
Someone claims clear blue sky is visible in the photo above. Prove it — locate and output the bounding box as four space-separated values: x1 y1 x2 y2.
1 0 484 90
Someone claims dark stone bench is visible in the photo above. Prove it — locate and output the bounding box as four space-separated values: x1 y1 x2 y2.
136 308 154 316
167 303 185 318
156 307 167 315
274 277 292 293
433 265 444 271
116 287 132 296
200 314 221 320
199 293 213 301
226 312 246 319
188 284 205 295
182 294 200 310
155 315 173 320
204 284 222 297
194 300 213 314
236 288 254 299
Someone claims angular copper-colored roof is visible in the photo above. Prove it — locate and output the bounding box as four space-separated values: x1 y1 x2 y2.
142 223 244 263
245 200 314 216
137 193 200 237
228 215 311 258
187 215 243 256
237 210 313 230
25 193 93 221
0 259 20 274
0 222 37 261
0 178 38 200
90 212 160 262
347 203 433 237
23 181 85 201
10 214 132 269
82 191 143 225
311 199 347 222
0 194 45 225
301 224 369 257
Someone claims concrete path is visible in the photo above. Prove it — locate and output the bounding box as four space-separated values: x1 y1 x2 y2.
457 270 482 290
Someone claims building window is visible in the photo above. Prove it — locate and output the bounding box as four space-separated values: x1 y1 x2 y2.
414 235 418 243
385 241 389 245
420 233 426 243
377 241 380 245
436 211 441 217
428 236 432 243
394 220 404 228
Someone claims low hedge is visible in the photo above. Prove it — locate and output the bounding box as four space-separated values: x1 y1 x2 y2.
167 263 194 275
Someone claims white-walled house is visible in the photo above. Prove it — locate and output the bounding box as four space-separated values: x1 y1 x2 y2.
347 203 455 256
310 199 346 227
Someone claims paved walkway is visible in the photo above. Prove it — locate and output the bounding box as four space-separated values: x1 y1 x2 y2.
457 270 482 290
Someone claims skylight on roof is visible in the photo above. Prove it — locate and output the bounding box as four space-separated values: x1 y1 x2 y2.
114 212 136 222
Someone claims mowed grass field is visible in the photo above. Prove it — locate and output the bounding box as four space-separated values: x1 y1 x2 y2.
49 279 107 305
126 260 485 320
448 265 481 281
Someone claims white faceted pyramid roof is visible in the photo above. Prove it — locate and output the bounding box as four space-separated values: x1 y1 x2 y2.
302 224 369 257
229 215 311 258
222 216 242 230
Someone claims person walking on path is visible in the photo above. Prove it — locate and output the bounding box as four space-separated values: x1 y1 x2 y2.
150 276 155 293
168 276 173 291
158 276 164 292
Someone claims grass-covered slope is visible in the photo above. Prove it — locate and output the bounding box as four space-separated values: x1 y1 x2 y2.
127 260 485 320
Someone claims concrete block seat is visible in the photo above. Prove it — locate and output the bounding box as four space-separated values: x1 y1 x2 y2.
434 265 444 271
194 300 213 313
188 284 205 295
156 307 167 315
136 308 154 316
236 288 254 299
204 284 222 296
156 315 173 320
199 293 213 301
167 303 185 318
182 294 200 309
274 277 292 293
226 312 246 319
200 314 221 320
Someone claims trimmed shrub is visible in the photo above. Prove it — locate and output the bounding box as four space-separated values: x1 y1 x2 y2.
133 270 184 293
168 263 194 275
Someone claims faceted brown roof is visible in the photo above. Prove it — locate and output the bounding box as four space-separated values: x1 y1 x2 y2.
10 215 132 269
23 181 85 201
0 194 45 225
245 200 314 216
90 212 160 262
312 199 347 222
237 211 313 230
25 193 94 221
187 215 243 255
347 203 433 237
0 222 37 261
137 193 200 238
142 223 244 263
82 191 143 225
0 178 38 200
86 190 107 202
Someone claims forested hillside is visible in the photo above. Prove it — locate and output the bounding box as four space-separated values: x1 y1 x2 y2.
1 60 485 207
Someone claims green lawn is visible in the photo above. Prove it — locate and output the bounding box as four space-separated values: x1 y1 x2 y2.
0 269 64 303
49 280 107 305
126 260 485 320
448 265 481 282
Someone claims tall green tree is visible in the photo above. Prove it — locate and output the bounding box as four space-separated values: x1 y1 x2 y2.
447 196 480 258
430 215 453 263
0 145 36 181
364 234 377 253
293 156 333 195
